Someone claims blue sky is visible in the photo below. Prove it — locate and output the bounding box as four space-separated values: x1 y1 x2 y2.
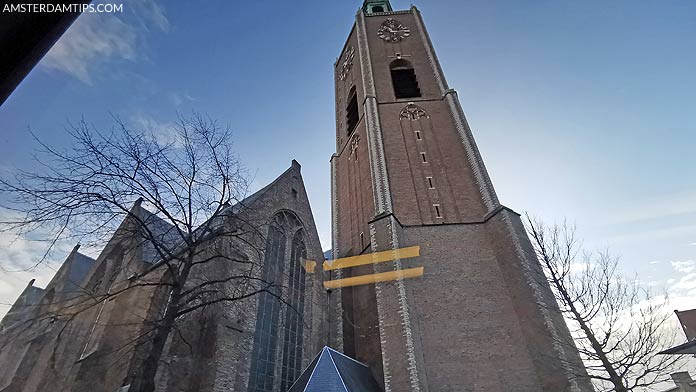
0 0 695 321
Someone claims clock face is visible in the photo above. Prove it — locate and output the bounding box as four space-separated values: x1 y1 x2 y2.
378 18 411 42
339 46 355 81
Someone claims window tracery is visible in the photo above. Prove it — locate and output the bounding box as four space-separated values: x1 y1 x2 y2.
248 210 307 392
400 103 429 120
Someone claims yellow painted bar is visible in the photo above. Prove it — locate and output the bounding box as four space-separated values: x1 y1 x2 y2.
323 246 420 271
302 259 316 273
323 267 424 289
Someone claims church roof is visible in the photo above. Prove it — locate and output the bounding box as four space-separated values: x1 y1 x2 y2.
135 203 181 263
229 159 302 214
44 246 95 295
659 339 696 355
0 279 46 329
659 309 696 355
139 160 305 266
288 347 381 392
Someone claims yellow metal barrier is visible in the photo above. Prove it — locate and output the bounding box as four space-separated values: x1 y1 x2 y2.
323 267 424 289
322 246 420 271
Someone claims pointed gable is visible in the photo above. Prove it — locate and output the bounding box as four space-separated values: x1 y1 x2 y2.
45 246 96 298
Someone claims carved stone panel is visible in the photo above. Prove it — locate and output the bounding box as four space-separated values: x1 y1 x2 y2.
339 46 355 81
399 103 429 120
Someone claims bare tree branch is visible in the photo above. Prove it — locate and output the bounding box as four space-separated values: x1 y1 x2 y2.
525 214 684 392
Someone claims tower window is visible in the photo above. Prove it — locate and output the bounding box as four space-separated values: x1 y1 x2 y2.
427 177 434 189
360 232 364 249
346 87 359 135
390 59 421 99
420 152 428 163
434 204 442 218
363 1 391 14
415 131 422 140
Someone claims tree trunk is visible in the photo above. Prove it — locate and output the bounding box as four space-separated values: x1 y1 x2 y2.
553 273 628 392
131 312 176 392
131 252 194 392
573 309 628 392
129 285 180 392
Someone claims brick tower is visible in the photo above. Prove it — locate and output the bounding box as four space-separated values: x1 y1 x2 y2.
329 1 593 391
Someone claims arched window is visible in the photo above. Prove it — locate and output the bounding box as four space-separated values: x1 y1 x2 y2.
280 230 307 390
363 1 391 14
390 59 421 99
346 86 359 135
248 225 286 392
248 211 306 392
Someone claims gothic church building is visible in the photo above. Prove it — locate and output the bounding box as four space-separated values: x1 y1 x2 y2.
0 1 592 391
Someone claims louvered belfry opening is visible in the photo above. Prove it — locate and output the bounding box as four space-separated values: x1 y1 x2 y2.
346 86 359 135
390 59 421 99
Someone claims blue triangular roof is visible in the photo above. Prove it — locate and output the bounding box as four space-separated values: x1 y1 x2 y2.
288 347 380 392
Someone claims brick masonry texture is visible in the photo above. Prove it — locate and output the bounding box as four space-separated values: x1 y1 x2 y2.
333 6 593 392
1 4 594 392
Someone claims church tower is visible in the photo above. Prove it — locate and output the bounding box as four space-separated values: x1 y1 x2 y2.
330 1 593 391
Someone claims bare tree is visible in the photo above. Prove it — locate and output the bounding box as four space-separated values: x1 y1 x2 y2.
525 216 684 392
0 114 287 392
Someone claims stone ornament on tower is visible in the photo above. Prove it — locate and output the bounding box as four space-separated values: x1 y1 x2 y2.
399 103 429 120
339 46 355 81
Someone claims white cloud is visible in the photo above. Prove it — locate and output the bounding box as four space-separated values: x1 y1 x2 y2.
170 91 196 107
0 205 108 319
671 260 696 274
40 0 169 84
131 113 181 146
671 272 696 293
42 14 137 83
0 229 64 318
132 0 170 32
663 263 696 312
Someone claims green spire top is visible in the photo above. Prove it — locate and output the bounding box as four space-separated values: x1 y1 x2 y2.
362 0 392 14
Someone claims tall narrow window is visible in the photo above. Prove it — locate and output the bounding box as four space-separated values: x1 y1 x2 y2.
360 232 364 249
434 204 442 218
280 231 307 390
248 211 305 392
248 225 287 392
420 152 428 163
390 59 421 99
415 130 422 140
427 177 434 189
346 87 359 135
